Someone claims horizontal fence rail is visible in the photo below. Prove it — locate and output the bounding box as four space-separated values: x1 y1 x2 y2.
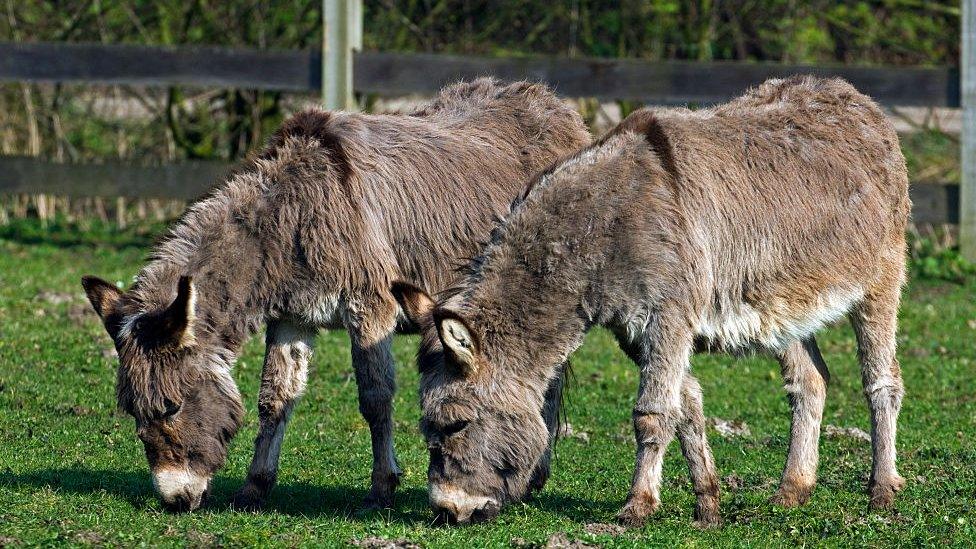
0 156 958 224
0 157 228 200
355 52 961 107
0 42 961 106
0 41 964 225
0 42 319 91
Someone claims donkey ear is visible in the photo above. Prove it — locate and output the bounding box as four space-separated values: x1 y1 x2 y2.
81 275 123 320
160 276 197 348
391 281 436 324
434 311 479 376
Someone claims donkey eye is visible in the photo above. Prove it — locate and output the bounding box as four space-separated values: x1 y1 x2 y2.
162 399 181 419
441 420 469 436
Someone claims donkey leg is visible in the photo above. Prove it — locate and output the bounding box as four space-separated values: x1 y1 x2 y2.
851 275 906 510
350 329 402 510
233 319 316 511
771 337 829 507
676 373 721 528
617 324 691 528
528 361 567 494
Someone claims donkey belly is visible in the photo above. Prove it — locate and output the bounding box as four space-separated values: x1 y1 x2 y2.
694 285 864 353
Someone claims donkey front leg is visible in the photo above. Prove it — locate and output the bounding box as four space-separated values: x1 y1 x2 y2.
772 337 829 507
617 324 693 528
350 329 403 510
233 319 316 510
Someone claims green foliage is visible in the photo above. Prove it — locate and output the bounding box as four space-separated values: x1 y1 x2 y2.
901 130 960 184
909 232 976 283
1 236 975 546
0 216 163 248
0 1 962 165
366 1 959 65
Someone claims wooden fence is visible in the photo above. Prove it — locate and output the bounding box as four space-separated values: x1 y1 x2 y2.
0 42 960 106
0 39 968 235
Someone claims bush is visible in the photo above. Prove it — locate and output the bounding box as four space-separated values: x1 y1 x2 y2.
909 230 976 283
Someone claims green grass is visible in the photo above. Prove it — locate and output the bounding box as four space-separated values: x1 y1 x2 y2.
1 234 974 548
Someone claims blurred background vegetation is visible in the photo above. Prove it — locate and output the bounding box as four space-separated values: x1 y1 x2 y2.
0 0 961 164
0 1 969 278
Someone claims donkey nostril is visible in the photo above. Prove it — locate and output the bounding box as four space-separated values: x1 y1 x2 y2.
162 494 192 513
431 504 459 525
469 501 501 524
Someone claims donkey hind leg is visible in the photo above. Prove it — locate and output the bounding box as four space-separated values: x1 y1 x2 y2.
676 373 721 527
851 276 906 509
771 337 829 507
351 330 403 510
233 319 316 511
617 325 692 528
528 361 567 495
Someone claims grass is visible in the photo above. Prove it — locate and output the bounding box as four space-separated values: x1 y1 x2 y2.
0 232 974 548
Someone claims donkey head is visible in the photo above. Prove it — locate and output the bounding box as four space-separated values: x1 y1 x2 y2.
394 282 551 524
82 275 244 512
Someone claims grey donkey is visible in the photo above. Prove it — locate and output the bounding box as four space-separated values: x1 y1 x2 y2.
393 76 910 526
80 78 591 512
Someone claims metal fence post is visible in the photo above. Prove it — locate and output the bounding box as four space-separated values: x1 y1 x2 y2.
322 0 362 111
963 0 976 260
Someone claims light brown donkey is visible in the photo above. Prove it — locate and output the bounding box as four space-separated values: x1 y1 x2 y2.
394 76 910 526
81 78 590 512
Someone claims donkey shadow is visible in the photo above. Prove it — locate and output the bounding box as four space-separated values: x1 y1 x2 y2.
1 467 619 524
0 468 433 523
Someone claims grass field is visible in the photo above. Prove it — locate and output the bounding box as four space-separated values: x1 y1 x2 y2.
1 233 974 548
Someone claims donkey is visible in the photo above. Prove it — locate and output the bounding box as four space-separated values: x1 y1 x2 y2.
81 78 590 512
393 76 910 526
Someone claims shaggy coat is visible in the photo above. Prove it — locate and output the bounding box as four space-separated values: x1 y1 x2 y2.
395 76 909 526
82 78 590 511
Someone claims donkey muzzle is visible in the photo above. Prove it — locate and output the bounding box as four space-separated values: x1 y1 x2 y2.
152 467 210 512
429 482 500 524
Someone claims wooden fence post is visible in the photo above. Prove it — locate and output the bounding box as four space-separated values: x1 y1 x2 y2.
322 0 363 111
963 0 976 260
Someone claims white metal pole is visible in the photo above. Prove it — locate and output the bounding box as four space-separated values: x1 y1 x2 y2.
962 0 976 260
322 0 361 111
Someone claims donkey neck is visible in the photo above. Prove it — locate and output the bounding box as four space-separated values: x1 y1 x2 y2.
134 193 267 353
460 136 660 380
460 253 593 384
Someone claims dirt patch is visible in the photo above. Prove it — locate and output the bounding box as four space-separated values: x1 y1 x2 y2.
545 533 596 548
824 425 871 442
185 530 217 547
73 530 105 545
36 291 78 305
0 536 19 547
512 533 597 549
583 523 625 536
558 423 590 443
350 537 421 549
68 303 96 324
708 417 751 438
723 473 745 491
65 405 94 417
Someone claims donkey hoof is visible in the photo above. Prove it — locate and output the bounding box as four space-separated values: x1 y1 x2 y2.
771 485 813 508
693 497 722 528
868 475 905 510
616 497 659 529
693 516 722 530
231 485 267 512
360 497 393 512
361 490 395 511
